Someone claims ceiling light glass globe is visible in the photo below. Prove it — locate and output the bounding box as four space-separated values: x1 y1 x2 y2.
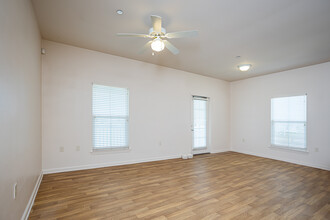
238 64 252 71
151 38 165 52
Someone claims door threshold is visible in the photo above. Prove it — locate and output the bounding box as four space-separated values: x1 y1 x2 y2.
193 152 211 156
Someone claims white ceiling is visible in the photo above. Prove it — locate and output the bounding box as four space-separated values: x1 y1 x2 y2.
32 0 330 81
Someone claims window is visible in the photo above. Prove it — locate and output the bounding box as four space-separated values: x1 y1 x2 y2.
92 84 129 150
271 95 307 150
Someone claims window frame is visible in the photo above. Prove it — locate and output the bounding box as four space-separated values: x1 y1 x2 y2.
91 83 130 152
270 94 308 152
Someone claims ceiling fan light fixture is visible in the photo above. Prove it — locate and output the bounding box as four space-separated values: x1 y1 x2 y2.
238 64 252 71
151 38 165 52
117 15 197 55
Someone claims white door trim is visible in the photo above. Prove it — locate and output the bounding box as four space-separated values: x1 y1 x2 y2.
192 95 210 155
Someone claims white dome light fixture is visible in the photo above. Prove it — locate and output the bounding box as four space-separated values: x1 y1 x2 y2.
151 37 165 52
238 64 252 71
116 10 123 15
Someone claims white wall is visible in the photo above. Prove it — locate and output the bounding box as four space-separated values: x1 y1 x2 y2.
230 62 330 170
0 0 41 219
41 40 230 173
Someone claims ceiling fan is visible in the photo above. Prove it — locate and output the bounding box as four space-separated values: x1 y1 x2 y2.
117 15 198 55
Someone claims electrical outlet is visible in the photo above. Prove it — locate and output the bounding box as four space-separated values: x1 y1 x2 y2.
159 141 162 146
76 146 80 151
59 146 64 152
13 183 17 199
242 138 245 142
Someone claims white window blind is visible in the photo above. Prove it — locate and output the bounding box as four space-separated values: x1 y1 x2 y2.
271 95 307 149
92 84 129 150
193 96 208 149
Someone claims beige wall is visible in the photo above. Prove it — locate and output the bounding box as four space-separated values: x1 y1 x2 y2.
41 40 230 173
0 0 41 219
230 62 330 170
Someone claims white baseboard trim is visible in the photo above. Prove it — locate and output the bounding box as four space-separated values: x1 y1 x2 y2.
231 149 330 171
211 148 230 154
21 171 43 220
43 155 182 174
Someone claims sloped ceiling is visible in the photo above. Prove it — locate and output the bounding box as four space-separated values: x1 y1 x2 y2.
32 0 330 81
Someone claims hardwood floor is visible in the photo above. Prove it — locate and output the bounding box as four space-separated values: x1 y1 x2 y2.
29 152 330 220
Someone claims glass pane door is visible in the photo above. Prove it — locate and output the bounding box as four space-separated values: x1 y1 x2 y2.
193 96 208 151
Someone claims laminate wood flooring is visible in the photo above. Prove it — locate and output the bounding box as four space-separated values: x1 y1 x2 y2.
29 152 330 220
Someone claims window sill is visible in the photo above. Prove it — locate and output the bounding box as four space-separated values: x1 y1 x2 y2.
270 145 308 153
90 147 130 154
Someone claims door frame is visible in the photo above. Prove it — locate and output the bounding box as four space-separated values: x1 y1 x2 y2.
191 95 210 155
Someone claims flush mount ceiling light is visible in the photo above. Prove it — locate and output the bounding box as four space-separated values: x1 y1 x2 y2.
238 64 252 71
116 10 123 15
151 37 165 52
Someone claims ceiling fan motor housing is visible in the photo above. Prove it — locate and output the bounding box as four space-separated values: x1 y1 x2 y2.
149 27 166 37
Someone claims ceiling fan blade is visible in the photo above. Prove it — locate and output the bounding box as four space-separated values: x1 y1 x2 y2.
151 15 162 33
165 30 198 39
139 41 152 54
163 40 179 55
117 33 150 38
